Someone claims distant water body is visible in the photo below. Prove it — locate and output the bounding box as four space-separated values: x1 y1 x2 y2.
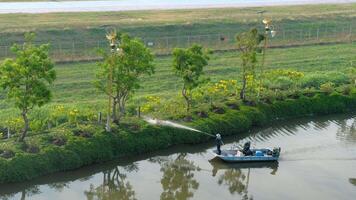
0 0 355 14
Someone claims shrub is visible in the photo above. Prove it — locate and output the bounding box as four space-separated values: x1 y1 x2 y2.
300 73 329 88
337 84 353 95
267 76 294 90
320 82 335 94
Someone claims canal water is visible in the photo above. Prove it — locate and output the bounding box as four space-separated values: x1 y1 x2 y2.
0 114 355 200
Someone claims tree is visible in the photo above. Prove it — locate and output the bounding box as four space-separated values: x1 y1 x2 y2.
236 29 264 101
0 33 56 142
84 166 137 200
172 44 209 112
160 153 200 200
95 33 154 124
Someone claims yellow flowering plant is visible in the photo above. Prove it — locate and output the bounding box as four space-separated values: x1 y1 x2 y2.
68 108 80 126
141 96 161 114
4 117 24 134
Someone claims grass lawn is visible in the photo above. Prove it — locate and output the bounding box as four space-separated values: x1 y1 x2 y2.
0 42 354 121
0 4 355 32
0 4 355 45
0 3 355 121
0 4 354 63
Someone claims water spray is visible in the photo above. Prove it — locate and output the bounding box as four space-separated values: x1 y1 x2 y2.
143 117 215 138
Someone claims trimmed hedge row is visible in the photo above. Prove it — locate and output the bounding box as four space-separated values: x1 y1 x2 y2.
0 93 355 183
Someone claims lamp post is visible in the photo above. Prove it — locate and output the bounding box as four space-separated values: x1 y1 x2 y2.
105 28 120 132
259 18 276 98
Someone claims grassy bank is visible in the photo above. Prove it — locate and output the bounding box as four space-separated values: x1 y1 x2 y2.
0 4 355 62
0 43 355 122
0 4 355 45
0 92 355 184
1 4 355 33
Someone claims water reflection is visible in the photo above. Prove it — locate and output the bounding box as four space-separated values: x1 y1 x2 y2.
211 160 278 200
0 186 40 200
84 164 138 200
159 153 200 200
210 160 279 176
336 118 356 143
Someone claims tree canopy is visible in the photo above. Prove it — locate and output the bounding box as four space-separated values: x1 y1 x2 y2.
172 44 210 112
236 28 264 102
0 33 56 141
95 33 154 124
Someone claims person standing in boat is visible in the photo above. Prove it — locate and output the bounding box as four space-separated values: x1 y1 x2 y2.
216 134 224 155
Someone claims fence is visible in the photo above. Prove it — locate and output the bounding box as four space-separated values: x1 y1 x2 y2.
0 23 354 63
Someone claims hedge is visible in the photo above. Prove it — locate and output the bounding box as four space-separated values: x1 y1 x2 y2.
0 93 355 183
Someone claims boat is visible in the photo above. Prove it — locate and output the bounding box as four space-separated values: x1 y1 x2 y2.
211 147 281 163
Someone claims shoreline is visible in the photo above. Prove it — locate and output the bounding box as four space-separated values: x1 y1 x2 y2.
0 112 354 195
0 93 355 184
0 0 355 14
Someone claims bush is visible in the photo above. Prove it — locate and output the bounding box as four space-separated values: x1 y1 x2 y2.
300 73 329 88
337 84 353 95
300 72 349 89
320 82 335 94
266 76 294 90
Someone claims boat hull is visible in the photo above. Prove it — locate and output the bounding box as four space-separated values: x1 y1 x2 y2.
212 149 279 163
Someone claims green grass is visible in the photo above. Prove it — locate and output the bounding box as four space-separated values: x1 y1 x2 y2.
0 42 354 122
0 3 355 184
0 3 354 121
53 42 355 101
1 4 355 32
0 4 355 44
0 4 354 62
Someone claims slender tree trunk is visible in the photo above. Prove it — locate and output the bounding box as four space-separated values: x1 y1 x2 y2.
19 109 29 142
116 97 126 124
112 98 118 124
240 73 247 101
182 85 190 112
119 99 126 115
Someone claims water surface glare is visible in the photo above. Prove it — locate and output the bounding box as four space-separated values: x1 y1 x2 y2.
0 114 355 200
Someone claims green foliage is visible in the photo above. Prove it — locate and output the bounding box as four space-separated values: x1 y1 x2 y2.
4 117 23 134
172 44 210 112
264 69 304 90
0 33 56 141
95 33 155 123
300 71 349 89
236 28 264 101
193 80 238 107
0 94 355 183
320 82 335 94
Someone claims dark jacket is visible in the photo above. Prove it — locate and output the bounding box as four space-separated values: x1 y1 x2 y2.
216 138 223 146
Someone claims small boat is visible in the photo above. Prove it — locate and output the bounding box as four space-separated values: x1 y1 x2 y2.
211 147 281 163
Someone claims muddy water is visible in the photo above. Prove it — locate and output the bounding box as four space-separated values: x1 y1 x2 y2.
0 114 355 200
